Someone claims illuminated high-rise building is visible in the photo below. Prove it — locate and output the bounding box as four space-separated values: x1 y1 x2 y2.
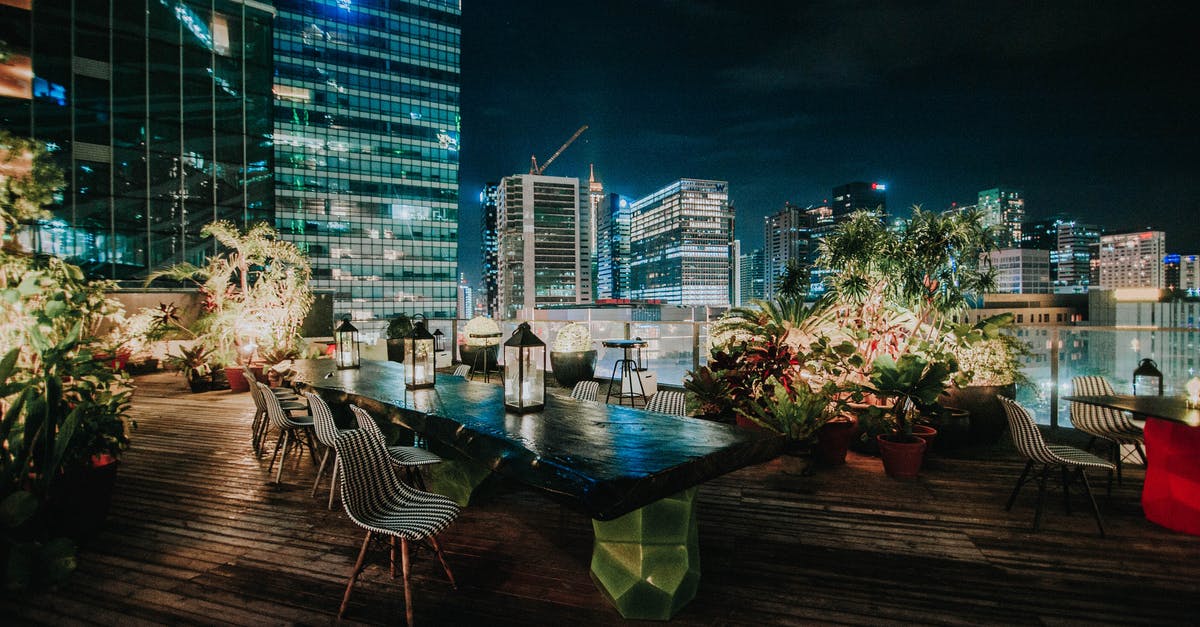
272 0 461 320
979 187 1025 248
595 191 632 300
832 181 887 218
1055 220 1102 292
0 0 276 278
739 247 766 305
480 182 499 317
1099 230 1166 289
985 248 1051 294
456 272 473 319
763 202 810 297
629 178 733 306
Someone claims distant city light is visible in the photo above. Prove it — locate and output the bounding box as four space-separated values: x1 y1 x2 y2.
872 182 886 190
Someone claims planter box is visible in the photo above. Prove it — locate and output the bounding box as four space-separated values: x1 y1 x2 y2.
550 349 597 387
941 384 1015 447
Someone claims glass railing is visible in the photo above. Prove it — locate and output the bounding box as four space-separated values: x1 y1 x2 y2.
352 319 1199 427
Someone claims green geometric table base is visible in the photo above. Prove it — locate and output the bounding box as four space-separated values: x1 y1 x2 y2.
590 487 700 620
424 458 493 507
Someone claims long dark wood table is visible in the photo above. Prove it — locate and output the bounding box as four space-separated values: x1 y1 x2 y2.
292 359 784 619
1064 394 1200 535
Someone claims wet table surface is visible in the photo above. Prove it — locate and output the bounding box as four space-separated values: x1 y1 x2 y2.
1063 395 1200 427
291 359 783 520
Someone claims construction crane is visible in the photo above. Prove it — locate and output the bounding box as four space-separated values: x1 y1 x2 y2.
529 125 589 175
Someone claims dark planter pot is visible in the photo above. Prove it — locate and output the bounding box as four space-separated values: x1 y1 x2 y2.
51 455 120 542
225 366 250 393
941 384 1016 447
187 374 209 393
815 418 859 466
877 434 927 479
910 424 938 451
460 344 499 372
386 338 407 363
209 367 230 390
735 414 770 432
929 407 970 452
550 349 597 387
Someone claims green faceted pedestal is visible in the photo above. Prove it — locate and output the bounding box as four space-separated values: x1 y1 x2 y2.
590 487 700 620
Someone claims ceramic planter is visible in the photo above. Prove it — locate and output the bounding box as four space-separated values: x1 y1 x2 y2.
51 455 121 541
386 338 407 363
187 374 209 393
929 407 970 452
815 418 859 466
550 349 597 387
460 344 499 372
877 434 927 479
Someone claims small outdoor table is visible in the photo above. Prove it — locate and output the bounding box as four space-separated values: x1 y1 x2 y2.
1064 394 1200 535
292 359 783 619
601 338 648 406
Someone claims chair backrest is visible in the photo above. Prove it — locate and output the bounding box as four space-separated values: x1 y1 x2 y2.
258 382 304 430
1070 376 1137 436
999 396 1054 462
334 428 423 521
304 392 339 448
349 404 389 447
571 380 599 402
645 390 687 416
248 377 267 412
452 364 471 377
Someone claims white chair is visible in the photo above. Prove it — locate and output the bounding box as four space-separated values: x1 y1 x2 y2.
571 380 599 402
645 390 687 416
452 364 471 377
260 383 317 484
1070 376 1147 487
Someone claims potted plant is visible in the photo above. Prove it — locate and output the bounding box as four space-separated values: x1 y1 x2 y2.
943 313 1032 446
864 353 956 479
385 314 413 363
736 375 836 455
167 344 215 392
549 322 597 387
460 316 501 372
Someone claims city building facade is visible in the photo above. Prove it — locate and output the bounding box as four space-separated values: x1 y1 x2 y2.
763 202 809 298
1098 230 1166 289
1055 220 1102 293
0 0 276 278
272 0 461 320
595 191 631 300
480 182 498 316
496 173 591 319
978 187 1025 248
831 181 887 218
986 248 1052 294
738 247 766 305
629 178 733 306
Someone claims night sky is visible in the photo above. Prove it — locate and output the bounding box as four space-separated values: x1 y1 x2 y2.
455 1 1199 288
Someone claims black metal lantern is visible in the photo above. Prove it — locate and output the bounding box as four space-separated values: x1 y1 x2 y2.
406 319 436 389
503 322 546 413
334 317 360 369
1133 358 1163 396
433 328 446 352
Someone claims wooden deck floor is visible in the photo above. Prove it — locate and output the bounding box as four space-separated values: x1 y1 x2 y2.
5 373 1200 625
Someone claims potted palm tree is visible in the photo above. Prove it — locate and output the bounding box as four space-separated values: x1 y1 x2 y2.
549 322 597 387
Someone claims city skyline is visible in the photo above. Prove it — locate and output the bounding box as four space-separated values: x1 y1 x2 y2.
456 1 1200 289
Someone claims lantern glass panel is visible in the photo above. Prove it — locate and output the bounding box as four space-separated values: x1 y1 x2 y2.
409 338 436 388
335 319 360 369
504 345 545 410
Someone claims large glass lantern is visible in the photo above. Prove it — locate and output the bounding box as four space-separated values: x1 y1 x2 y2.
406 319 436 389
433 328 446 352
1133 358 1163 396
334 317 360 369
503 322 546 413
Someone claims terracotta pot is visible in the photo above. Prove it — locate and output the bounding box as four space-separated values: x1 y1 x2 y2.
910 424 938 451
815 418 859 465
735 414 770 432
940 384 1015 447
225 366 250 393
929 408 970 452
877 434 927 479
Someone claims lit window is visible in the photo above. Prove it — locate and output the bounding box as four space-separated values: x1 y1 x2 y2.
212 14 230 56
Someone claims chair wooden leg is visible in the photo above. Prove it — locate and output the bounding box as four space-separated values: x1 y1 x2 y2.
1134 442 1148 465
1113 441 1124 485
1061 466 1072 515
339 531 373 619
428 534 457 589
391 536 398 579
1006 460 1034 511
267 431 286 475
328 456 340 510
401 537 414 627
1077 468 1106 538
312 448 330 497
275 430 292 484
1033 465 1049 531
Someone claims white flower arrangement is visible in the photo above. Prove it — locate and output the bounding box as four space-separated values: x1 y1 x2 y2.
464 316 502 346
552 322 593 352
956 338 1017 386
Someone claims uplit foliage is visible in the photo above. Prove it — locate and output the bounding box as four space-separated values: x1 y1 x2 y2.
551 322 593 352
0 130 64 249
463 315 501 346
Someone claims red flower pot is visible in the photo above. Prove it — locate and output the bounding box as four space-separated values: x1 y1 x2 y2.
816 418 859 465
910 424 938 452
225 366 250 393
877 434 927 479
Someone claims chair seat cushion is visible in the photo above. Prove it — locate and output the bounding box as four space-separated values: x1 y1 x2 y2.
350 488 460 539
387 446 443 466
1046 444 1115 471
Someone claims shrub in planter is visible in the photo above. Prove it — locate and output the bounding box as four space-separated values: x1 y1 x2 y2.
461 316 501 371
944 313 1031 446
386 314 413 362
549 322 597 387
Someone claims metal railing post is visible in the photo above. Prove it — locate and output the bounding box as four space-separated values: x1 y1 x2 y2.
1049 326 1060 429
692 322 701 374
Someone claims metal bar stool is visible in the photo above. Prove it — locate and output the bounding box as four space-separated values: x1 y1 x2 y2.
603 338 648 406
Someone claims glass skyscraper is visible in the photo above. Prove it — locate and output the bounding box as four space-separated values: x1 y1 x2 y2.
595 191 630 300
480 181 498 317
0 0 275 278
271 0 460 321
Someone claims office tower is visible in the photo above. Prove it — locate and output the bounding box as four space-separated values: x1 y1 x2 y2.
831 181 887 218
985 248 1051 294
763 202 810 297
0 0 275 278
496 174 591 319
1098 231 1166 289
587 165 603 299
731 239 741 307
456 272 473 318
1163 255 1182 291
595 191 631 300
1055 220 1102 292
629 178 733 306
1021 217 1060 251
273 0 461 320
1180 254 1200 296
480 182 499 316
739 247 766 305
978 187 1025 248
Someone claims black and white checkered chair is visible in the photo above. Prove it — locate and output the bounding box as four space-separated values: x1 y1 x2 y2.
333 428 459 624
260 383 317 484
645 390 687 416
999 396 1115 536
1070 375 1147 485
304 392 345 509
249 378 305 456
570 380 599 402
451 364 471 377
350 405 442 489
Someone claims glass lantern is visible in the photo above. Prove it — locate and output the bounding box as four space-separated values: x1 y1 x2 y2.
503 322 546 413
406 319 436 389
334 317 360 369
433 328 446 352
1133 358 1163 396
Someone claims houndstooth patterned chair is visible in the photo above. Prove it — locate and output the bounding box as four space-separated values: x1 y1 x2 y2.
571 380 599 402
1070 375 1147 485
249 379 305 457
452 364 471 377
999 396 1115 536
304 392 344 509
334 428 459 624
260 383 317 484
350 405 442 489
645 390 687 416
